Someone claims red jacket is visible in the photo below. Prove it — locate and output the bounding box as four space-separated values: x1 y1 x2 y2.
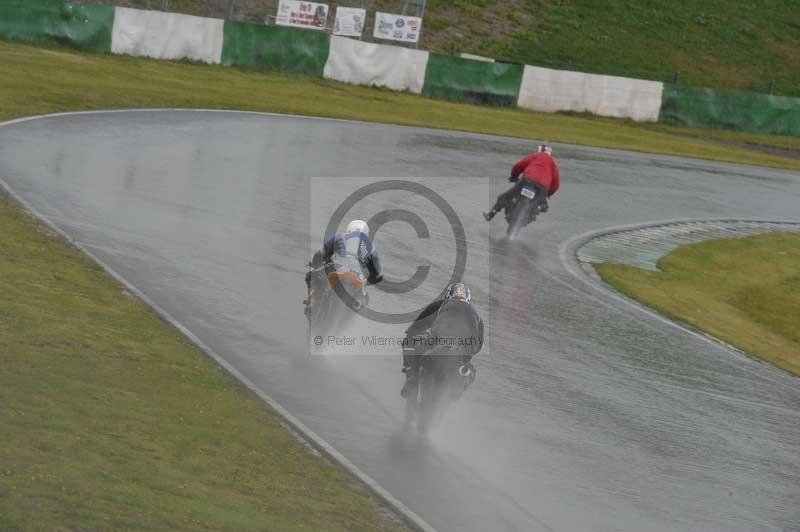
511 152 560 196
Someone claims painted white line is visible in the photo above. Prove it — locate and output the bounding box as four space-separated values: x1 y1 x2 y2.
0 110 438 532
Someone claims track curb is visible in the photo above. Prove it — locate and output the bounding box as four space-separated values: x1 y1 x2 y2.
558 218 800 378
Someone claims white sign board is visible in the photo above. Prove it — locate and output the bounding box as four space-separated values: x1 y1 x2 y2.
333 7 366 37
373 12 421 43
276 0 328 31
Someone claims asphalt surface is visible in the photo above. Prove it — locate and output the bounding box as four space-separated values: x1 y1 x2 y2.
1 110 799 532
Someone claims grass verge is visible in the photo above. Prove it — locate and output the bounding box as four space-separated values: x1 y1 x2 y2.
596 232 800 377
1 39 800 170
0 193 404 530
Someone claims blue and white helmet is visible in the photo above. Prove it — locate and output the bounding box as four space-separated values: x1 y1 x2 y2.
345 220 369 258
445 282 471 303
346 219 369 238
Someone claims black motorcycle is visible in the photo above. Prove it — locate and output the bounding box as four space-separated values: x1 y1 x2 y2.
405 336 475 435
504 183 548 239
305 264 368 343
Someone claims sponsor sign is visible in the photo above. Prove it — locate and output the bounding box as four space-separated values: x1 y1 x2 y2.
276 0 328 30
333 7 366 37
373 12 421 43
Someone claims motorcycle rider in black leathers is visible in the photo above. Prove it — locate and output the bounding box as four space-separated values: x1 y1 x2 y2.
401 282 484 398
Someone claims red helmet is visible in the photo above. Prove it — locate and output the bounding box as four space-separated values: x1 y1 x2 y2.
538 144 552 155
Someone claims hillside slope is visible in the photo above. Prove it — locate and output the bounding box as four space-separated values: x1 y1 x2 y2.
425 0 800 96
90 0 800 96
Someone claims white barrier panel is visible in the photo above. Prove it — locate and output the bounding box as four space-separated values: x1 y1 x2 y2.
111 7 224 64
323 35 429 94
517 66 664 122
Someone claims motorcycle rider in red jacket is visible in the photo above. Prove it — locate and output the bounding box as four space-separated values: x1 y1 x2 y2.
483 144 560 221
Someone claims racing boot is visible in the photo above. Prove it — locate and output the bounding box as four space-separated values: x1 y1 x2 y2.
537 199 549 214
483 207 500 221
483 198 505 221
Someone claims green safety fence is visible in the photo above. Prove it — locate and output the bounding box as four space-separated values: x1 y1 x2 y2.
659 84 800 136
221 21 330 77
0 0 113 53
422 54 524 106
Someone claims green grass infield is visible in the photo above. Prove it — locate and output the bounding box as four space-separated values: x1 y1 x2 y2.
597 232 800 377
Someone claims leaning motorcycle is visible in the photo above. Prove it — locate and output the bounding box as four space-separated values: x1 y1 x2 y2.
405 337 475 435
504 184 547 239
305 263 368 343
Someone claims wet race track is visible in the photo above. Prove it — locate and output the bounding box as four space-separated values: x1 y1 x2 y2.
1 110 799 532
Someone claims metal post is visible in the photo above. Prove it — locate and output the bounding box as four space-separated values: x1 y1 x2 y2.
417 0 427 49
672 71 680 84
225 0 235 20
160 0 168 11
769 79 776 95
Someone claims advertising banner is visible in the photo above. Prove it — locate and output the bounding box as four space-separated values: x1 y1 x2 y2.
333 7 365 37
373 12 421 43
276 0 328 31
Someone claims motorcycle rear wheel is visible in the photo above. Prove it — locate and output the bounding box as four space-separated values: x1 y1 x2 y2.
506 198 532 239
417 371 445 435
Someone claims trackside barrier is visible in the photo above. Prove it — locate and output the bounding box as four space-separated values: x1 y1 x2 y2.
3 0 800 135
517 65 664 122
422 53 524 106
323 35 429 94
111 7 224 64
0 0 113 53
221 20 330 77
659 84 800 136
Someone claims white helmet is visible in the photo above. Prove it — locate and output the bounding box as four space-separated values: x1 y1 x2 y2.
346 219 369 238
538 144 552 155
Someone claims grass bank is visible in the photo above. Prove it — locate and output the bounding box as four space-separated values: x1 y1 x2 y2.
425 0 800 97
84 1 800 97
0 198 404 530
596 232 800 377
1 39 800 170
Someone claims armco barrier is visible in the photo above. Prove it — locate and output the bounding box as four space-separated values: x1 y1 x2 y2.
221 21 329 77
0 0 113 53
421 54 523 106
323 35 429 94
518 65 664 122
659 84 800 136
111 7 224 64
